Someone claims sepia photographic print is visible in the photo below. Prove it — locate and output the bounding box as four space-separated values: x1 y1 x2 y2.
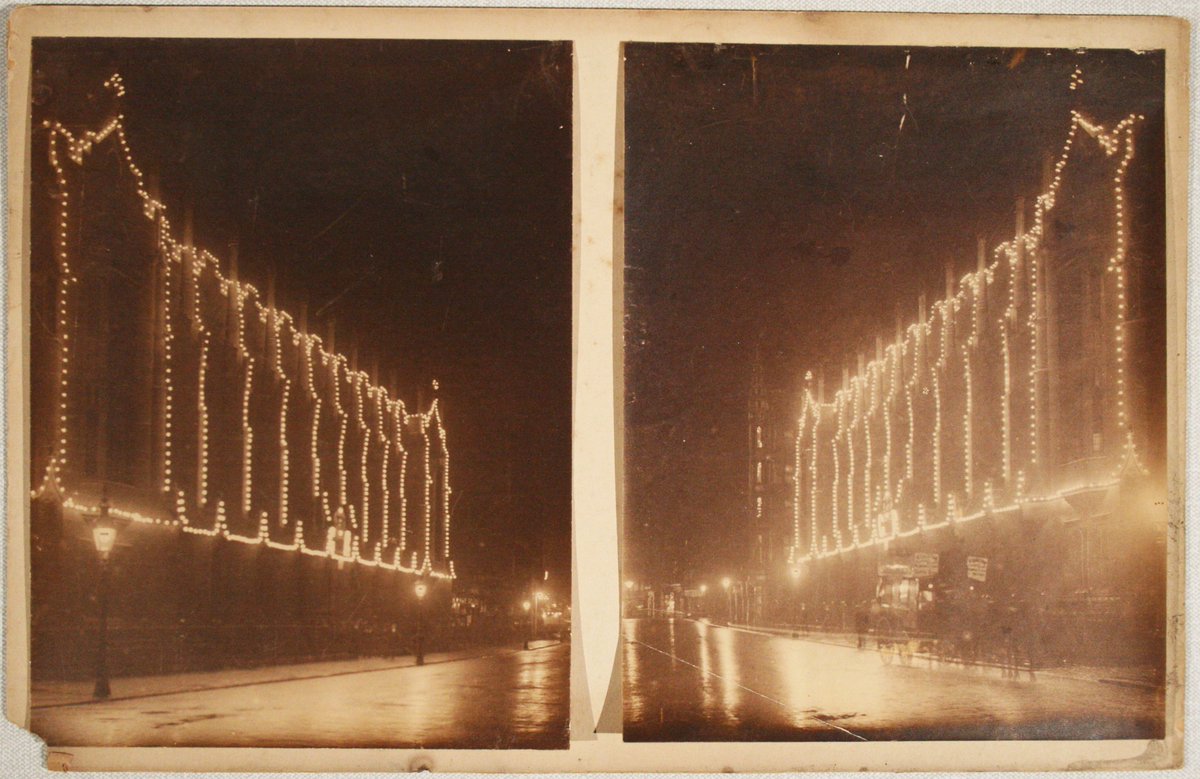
21 36 572 750
623 43 1172 743
4 6 1188 774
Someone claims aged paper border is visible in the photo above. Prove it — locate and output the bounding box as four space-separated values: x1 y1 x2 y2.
4 5 1188 772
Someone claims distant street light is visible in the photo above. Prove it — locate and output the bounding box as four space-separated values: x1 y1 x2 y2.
721 577 731 590
624 580 634 590
699 583 708 594
84 493 123 700
414 578 428 666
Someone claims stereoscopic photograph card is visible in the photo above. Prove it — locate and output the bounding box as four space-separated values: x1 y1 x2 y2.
4 5 1188 774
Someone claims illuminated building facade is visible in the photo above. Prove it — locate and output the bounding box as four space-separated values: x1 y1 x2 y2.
29 75 455 678
779 107 1165 662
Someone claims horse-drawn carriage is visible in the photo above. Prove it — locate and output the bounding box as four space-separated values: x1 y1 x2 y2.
871 553 1031 672
871 558 931 665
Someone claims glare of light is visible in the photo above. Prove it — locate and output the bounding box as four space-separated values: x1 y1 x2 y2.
414 581 428 599
522 600 531 611
699 583 708 594
721 577 731 590
624 580 634 590
714 619 742 715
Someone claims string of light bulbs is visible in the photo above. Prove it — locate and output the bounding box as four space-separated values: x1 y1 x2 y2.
33 73 454 580
790 94 1147 564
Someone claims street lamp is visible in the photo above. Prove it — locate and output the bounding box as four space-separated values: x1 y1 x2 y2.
414 578 428 666
699 583 708 594
522 599 533 649
84 494 123 700
624 580 634 590
721 577 733 624
533 591 547 642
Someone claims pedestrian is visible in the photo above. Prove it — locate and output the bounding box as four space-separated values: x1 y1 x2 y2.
854 601 870 650
995 594 1018 678
1019 594 1046 681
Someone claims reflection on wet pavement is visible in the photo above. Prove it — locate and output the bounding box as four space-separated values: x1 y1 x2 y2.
624 618 1162 741
34 643 569 749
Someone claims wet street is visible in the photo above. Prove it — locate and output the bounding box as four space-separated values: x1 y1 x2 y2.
624 617 1164 741
32 643 569 749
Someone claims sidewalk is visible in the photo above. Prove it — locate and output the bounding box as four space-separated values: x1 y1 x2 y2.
32 639 563 709
720 619 1162 690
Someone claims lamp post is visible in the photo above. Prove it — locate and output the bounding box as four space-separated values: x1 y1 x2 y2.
414 578 428 666
522 599 533 650
790 564 804 628
721 577 732 623
84 494 121 700
533 591 545 642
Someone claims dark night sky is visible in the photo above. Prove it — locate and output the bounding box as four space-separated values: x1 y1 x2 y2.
33 39 573 592
624 44 1165 585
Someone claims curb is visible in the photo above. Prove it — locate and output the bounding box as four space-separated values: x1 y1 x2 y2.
33 641 565 710
1098 676 1162 691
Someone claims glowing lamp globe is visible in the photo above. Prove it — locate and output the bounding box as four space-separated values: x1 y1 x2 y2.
414 581 428 599
92 526 117 557
86 496 119 560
